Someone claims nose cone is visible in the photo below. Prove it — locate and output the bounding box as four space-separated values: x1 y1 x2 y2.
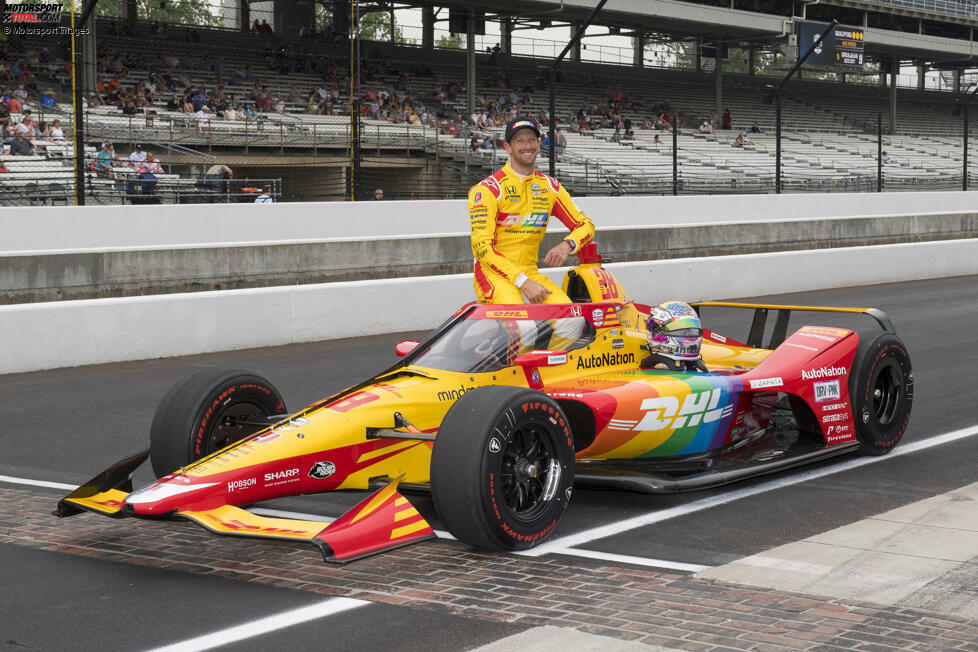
124 479 220 515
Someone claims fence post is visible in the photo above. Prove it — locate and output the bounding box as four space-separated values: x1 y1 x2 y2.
314 123 318 154
964 104 969 192
280 122 284 154
672 113 678 196
245 119 249 154
877 112 882 192
775 87 782 194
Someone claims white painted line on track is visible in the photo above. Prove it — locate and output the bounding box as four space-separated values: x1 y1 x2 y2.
520 424 978 557
0 475 75 491
5 425 977 571
546 547 711 572
143 597 367 652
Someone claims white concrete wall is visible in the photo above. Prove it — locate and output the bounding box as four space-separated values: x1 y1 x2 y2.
2 238 976 375
3 191 977 253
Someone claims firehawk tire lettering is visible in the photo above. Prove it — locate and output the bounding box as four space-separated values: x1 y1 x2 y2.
149 368 287 479
431 386 575 551
849 333 913 456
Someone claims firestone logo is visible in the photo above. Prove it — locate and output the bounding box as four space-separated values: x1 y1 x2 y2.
801 365 847 380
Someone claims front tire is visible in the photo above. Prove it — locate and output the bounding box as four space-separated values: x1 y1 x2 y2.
431 386 575 551
850 333 913 455
149 368 286 478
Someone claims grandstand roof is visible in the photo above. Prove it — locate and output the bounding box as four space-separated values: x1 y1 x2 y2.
431 0 978 65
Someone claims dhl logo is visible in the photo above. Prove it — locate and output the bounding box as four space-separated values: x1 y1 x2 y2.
497 212 548 227
610 389 733 432
486 310 529 319
215 519 310 536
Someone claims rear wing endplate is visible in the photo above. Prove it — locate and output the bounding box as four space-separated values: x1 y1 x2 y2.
691 301 895 350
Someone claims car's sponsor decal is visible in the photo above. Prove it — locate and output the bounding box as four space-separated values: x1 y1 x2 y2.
264 468 300 487
591 308 604 327
438 384 476 401
783 342 819 352
576 351 634 370
749 377 783 389
814 380 842 401
821 401 848 412
308 461 336 479
632 389 734 431
803 366 847 380
227 478 256 492
489 437 501 453
822 412 847 423
486 310 529 319
612 338 624 350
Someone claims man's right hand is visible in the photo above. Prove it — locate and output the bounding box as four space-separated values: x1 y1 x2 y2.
521 279 552 304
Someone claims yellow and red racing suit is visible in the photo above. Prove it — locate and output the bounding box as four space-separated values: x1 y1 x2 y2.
468 162 595 304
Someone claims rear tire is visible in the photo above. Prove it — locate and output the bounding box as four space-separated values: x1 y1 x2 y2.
149 368 286 478
431 386 575 551
850 334 913 456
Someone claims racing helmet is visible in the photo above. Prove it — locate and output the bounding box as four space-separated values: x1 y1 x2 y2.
646 301 703 361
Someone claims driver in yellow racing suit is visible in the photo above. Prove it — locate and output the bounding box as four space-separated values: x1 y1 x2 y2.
468 116 595 304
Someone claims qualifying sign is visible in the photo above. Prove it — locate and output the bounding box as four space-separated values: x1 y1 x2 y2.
795 20 865 70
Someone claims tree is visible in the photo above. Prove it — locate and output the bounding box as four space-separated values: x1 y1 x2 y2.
358 11 414 45
57 0 220 25
437 33 463 49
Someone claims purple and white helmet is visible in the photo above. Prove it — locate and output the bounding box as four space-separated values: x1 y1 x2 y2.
647 301 703 361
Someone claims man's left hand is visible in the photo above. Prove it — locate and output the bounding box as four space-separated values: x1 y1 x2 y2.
544 240 573 267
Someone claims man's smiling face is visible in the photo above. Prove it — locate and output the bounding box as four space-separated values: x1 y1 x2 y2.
503 129 540 171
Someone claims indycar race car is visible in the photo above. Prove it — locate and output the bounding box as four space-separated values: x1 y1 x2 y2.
58 247 913 562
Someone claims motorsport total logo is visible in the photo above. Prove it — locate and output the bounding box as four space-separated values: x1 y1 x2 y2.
1 1 64 23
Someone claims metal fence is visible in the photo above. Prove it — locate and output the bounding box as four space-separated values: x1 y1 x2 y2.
4 14 978 206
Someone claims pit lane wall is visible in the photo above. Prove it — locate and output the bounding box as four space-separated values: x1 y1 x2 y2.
3 192 978 303
2 238 977 374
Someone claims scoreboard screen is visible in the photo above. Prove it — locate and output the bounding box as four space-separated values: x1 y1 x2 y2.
795 20 865 70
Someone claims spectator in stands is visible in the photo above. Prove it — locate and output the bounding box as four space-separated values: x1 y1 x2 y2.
0 100 11 131
204 163 232 197
651 134 663 149
698 120 713 135
50 120 65 141
260 20 274 35
40 90 59 111
10 132 34 156
5 94 23 114
255 190 273 203
194 105 213 133
244 104 259 121
0 158 8 173
372 188 384 200
95 142 116 177
251 19 262 34
621 127 635 142
750 122 761 133
121 97 138 115
881 151 892 165
274 95 286 113
721 108 732 130
144 153 163 174
735 132 755 149
129 144 147 167
13 83 28 106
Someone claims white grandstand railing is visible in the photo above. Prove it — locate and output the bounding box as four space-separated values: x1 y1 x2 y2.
876 0 978 18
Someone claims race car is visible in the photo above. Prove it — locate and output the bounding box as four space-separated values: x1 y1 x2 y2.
58 247 913 562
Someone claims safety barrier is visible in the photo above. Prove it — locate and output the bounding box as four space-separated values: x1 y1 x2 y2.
2 238 976 374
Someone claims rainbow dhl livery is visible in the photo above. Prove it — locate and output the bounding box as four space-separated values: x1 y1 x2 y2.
58 248 913 561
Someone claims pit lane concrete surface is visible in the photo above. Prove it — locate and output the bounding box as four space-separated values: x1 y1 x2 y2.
2 274 977 651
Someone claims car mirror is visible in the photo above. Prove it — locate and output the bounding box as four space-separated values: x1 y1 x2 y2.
395 340 420 357
513 350 568 367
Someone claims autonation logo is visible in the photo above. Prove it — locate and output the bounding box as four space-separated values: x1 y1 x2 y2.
801 365 847 380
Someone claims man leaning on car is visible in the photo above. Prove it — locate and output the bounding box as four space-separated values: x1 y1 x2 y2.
467 116 595 305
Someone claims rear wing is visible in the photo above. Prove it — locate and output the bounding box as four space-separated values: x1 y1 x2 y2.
691 301 895 350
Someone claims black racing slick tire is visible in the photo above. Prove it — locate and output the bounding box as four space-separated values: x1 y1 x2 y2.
149 368 286 478
850 333 913 456
430 386 575 551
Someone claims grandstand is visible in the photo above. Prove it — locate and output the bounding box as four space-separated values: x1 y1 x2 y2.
3 0 978 203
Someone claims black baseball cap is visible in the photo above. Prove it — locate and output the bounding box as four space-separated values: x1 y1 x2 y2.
504 116 541 141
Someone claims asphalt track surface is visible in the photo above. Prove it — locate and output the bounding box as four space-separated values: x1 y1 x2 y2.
2 274 977 650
